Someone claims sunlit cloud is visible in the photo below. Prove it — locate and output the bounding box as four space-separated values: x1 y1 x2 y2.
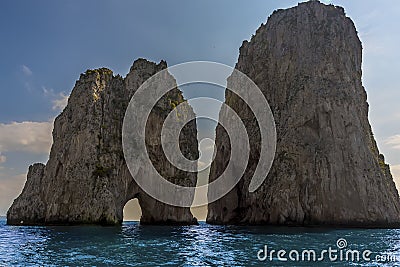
52 92 69 111
391 165 400 192
0 120 53 154
0 173 26 215
385 135 400 150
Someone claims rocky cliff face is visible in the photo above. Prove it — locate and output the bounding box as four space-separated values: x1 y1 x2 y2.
207 1 400 227
7 59 198 225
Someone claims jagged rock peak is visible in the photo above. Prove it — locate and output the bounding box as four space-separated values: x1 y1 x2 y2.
129 58 167 73
272 0 346 16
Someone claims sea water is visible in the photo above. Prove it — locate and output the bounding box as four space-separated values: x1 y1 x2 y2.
0 218 399 266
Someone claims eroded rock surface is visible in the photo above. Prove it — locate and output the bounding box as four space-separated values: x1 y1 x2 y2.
207 1 400 227
7 59 198 225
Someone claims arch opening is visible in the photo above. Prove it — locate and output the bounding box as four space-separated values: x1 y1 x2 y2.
123 198 142 222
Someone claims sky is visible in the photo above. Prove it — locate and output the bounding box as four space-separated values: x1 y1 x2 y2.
0 0 399 220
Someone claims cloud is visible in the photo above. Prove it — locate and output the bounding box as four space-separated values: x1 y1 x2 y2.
385 135 400 150
0 121 53 154
200 143 215 152
0 173 26 215
391 165 400 192
197 138 215 171
21 65 34 92
42 87 69 111
0 153 6 164
52 92 69 111
42 87 51 95
21 65 32 76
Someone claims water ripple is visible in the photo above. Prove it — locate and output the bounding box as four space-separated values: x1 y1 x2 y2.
1 219 400 266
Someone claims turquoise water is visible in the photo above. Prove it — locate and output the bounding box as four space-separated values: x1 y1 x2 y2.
0 218 400 266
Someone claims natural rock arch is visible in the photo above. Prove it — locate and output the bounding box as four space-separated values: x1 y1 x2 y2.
7 59 198 226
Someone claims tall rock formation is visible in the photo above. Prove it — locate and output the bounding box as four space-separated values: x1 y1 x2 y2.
207 1 400 227
7 59 199 225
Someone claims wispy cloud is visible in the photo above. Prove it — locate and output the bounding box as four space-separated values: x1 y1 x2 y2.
0 120 53 154
21 65 34 91
42 87 51 95
385 135 400 150
42 87 69 111
21 65 32 76
52 92 69 111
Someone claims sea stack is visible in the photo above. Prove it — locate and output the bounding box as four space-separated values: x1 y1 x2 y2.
207 1 400 227
7 59 199 225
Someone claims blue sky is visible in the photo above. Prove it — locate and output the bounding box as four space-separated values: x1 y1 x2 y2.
0 0 399 217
